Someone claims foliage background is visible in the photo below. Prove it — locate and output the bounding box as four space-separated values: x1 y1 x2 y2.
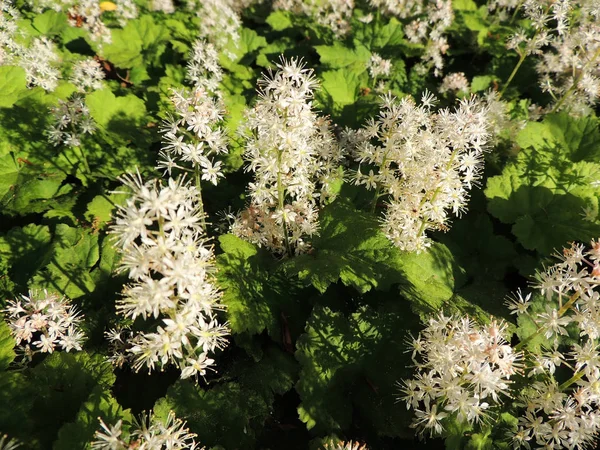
0 0 599 448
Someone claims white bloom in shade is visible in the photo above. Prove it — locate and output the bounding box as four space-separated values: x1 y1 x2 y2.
109 172 228 379
186 40 223 94
439 72 470 94
370 0 453 76
92 411 201 450
0 434 20 450
232 57 343 256
324 440 369 450
413 403 447 437
368 53 392 79
46 94 96 147
3 289 85 362
344 92 491 252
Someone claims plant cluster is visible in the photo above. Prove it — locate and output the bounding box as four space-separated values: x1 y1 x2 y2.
0 0 599 448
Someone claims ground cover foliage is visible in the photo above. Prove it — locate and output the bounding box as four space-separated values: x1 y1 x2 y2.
0 0 599 448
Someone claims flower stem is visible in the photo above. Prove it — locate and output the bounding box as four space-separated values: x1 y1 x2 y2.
500 51 527 97
194 167 207 230
514 291 580 352
277 149 292 256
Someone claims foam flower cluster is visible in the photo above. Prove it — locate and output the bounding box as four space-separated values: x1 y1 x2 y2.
400 313 520 437
401 238 600 449
92 411 201 450
273 0 354 37
46 94 96 147
3 289 85 362
505 239 600 449
109 172 228 379
501 0 600 114
232 57 343 256
370 0 453 76
345 92 491 253
156 40 228 183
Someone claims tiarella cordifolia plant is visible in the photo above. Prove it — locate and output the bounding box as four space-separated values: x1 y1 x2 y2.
0 435 19 450
273 0 354 37
156 87 228 187
324 440 368 450
157 40 228 191
185 40 223 94
92 411 201 450
370 0 453 76
3 289 85 362
505 239 600 449
501 0 600 114
400 313 520 436
46 94 96 148
69 58 105 92
232 57 343 256
344 92 491 253
401 238 600 448
109 172 229 379
184 0 242 52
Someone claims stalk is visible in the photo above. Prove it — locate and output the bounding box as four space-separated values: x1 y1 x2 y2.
514 291 580 352
276 148 292 257
194 167 207 231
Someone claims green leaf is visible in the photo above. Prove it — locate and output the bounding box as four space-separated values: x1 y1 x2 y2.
85 191 129 228
30 352 115 448
29 224 99 299
0 149 73 216
315 43 371 74
0 66 28 108
471 75 495 92
318 70 364 116
372 17 405 49
86 89 149 149
0 224 52 289
155 346 296 449
283 200 404 294
101 16 168 68
220 27 267 67
0 320 15 371
217 235 306 339
485 113 600 254
265 10 292 30
54 386 131 450
439 213 517 281
32 10 67 35
296 302 419 435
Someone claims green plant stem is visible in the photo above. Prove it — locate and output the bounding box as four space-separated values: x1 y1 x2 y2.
559 370 585 391
414 146 462 239
194 167 207 230
277 149 292 257
514 291 580 352
500 51 527 97
74 145 91 175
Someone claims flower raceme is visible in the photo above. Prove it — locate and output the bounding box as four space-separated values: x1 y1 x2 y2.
92 410 202 450
344 92 491 253
232 57 343 256
3 289 85 362
401 238 600 449
399 313 520 437
109 172 228 380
